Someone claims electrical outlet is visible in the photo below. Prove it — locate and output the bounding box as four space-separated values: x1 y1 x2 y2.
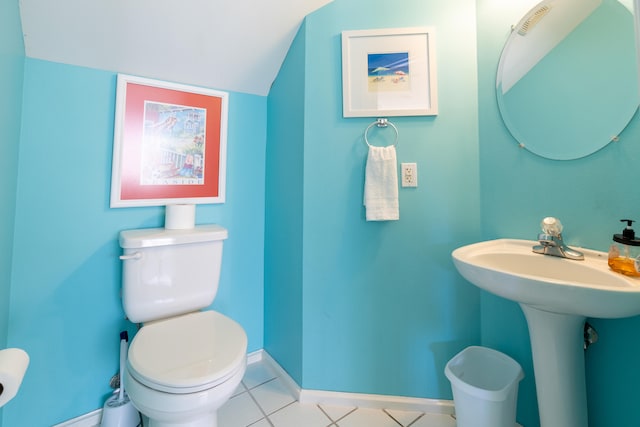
401 162 418 187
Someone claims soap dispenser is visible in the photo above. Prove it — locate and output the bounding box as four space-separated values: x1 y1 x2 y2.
608 219 640 277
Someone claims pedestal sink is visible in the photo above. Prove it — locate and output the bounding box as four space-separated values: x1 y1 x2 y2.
452 239 640 427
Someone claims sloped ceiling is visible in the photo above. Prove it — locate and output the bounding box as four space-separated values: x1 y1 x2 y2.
19 0 333 96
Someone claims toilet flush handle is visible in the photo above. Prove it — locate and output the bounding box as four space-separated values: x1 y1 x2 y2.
119 252 142 261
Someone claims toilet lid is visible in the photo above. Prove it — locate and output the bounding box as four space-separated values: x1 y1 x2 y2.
127 310 247 394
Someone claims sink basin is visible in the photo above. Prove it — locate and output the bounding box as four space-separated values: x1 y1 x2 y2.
452 238 640 318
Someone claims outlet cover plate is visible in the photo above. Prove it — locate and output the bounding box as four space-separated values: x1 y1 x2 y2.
401 162 418 187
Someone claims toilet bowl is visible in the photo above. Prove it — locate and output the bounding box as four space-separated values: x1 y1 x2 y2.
123 310 248 427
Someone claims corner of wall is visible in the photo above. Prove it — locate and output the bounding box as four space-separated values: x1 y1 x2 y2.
0 1 26 425
0 0 26 348
264 21 307 386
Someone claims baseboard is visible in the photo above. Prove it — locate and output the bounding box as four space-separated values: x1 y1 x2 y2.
246 348 265 366
56 349 458 426
258 349 455 416
52 409 102 427
258 350 302 398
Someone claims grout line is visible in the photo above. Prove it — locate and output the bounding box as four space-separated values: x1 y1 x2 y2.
243 375 278 391
322 405 359 424
247 418 269 427
269 399 297 416
406 413 426 427
317 403 354 424
245 376 302 426
382 408 404 427
235 381 249 396
316 404 333 422
246 386 275 427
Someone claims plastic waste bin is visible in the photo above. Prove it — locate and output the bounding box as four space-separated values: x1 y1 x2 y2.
445 346 523 427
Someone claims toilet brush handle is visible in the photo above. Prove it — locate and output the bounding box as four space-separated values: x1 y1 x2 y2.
118 332 128 401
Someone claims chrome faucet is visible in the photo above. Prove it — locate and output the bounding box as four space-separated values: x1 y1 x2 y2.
532 217 584 260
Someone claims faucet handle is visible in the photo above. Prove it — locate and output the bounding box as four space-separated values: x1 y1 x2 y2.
541 217 563 236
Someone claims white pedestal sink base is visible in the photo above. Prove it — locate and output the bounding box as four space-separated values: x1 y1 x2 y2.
520 304 588 427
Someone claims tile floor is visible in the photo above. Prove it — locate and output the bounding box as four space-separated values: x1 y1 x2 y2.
219 358 457 427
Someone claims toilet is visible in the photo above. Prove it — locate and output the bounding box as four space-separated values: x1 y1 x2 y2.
119 224 247 427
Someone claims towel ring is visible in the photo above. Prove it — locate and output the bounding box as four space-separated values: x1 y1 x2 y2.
364 118 398 147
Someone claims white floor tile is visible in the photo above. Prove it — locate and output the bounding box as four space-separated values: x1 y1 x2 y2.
220 360 459 427
218 392 265 427
318 404 357 422
248 419 272 427
269 402 332 427
409 413 456 427
385 409 423 426
243 360 278 389
231 382 248 398
250 378 296 415
336 408 401 427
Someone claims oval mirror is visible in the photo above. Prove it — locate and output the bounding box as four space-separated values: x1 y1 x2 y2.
496 0 639 160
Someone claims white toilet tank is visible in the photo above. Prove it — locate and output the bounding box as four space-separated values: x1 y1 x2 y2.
119 224 228 323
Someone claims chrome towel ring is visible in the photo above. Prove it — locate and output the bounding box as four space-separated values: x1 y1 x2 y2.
364 118 398 147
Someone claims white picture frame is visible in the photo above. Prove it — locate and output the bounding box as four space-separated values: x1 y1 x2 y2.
341 27 438 118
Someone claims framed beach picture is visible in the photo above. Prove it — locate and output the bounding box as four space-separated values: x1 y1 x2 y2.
341 27 438 117
110 74 228 207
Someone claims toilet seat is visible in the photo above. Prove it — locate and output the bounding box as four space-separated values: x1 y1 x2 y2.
127 310 247 394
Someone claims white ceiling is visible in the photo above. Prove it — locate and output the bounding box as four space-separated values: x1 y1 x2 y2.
19 0 333 96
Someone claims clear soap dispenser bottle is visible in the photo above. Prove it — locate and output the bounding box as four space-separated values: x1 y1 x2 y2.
608 219 640 277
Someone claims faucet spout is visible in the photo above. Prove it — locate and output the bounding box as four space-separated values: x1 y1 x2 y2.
532 218 584 260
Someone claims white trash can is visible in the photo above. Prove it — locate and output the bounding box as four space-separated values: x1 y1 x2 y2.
445 346 523 427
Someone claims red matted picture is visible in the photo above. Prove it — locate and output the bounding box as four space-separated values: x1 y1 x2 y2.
110 74 228 207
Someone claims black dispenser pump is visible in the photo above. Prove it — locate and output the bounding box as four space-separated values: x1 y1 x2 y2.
613 219 640 246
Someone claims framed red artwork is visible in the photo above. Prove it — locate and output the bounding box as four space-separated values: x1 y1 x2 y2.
110 74 228 207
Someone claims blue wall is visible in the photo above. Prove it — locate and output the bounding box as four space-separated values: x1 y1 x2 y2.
0 2 24 426
266 0 482 399
477 1 640 426
264 22 306 384
4 59 266 426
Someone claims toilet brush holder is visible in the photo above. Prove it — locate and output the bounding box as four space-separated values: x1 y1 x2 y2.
100 391 140 427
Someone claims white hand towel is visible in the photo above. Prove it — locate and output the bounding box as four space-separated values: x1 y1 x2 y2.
363 145 399 221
